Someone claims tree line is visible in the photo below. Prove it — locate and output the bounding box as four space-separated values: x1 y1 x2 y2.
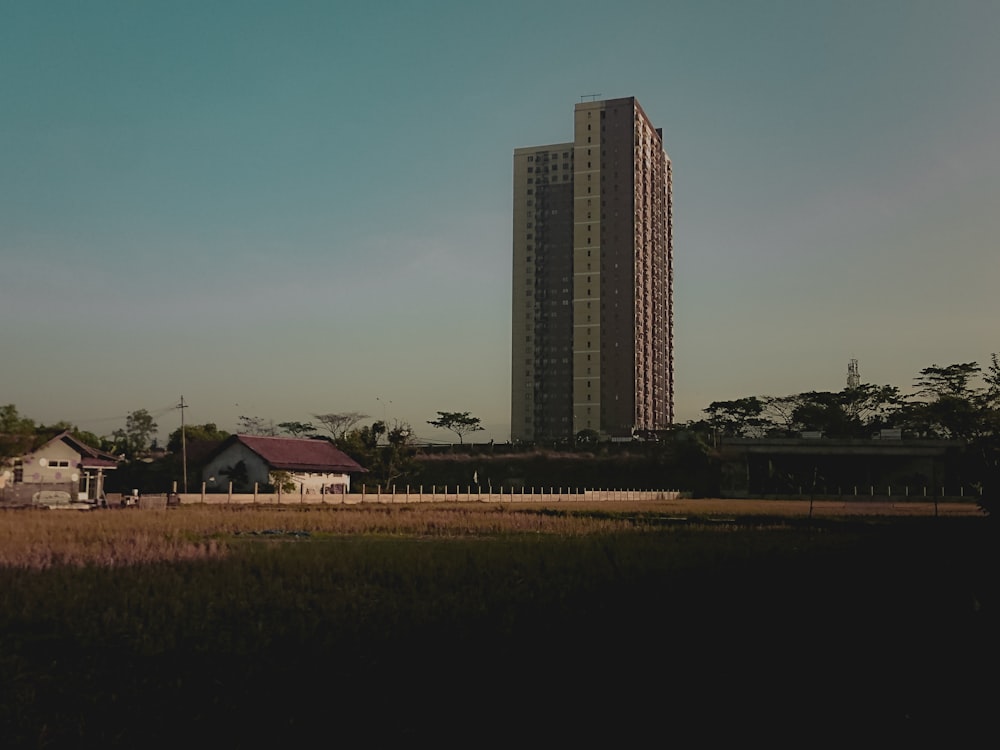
693 357 1000 444
4 355 999 494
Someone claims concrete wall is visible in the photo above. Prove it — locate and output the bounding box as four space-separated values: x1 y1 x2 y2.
177 488 682 505
0 481 78 506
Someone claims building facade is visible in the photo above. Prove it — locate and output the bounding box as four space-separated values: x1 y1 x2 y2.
202 435 365 494
512 97 673 442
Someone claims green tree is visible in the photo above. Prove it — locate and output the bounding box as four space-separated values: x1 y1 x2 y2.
841 384 902 429
986 354 1000 404
704 397 768 440
278 421 317 438
0 404 36 461
111 409 158 461
71 430 109 451
427 411 484 444
314 412 369 441
791 389 898 438
166 423 230 453
237 415 278 436
267 470 297 494
336 420 417 488
914 362 983 399
382 421 418 486
29 420 111 452
899 362 986 439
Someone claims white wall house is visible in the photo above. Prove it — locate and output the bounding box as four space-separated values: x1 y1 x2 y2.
202 434 365 495
3 432 119 506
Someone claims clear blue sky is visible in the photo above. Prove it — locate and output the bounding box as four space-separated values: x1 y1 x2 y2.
3 1 998 442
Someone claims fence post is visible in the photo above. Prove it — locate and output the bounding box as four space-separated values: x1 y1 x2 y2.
254 482 258 504
228 482 233 504
201 482 206 504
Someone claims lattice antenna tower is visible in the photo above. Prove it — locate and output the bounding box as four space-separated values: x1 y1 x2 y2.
847 359 861 389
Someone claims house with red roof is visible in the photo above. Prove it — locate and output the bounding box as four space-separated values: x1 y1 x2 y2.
1 431 120 507
201 434 365 495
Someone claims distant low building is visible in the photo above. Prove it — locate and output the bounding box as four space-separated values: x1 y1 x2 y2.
718 436 966 497
201 435 365 495
1 431 119 506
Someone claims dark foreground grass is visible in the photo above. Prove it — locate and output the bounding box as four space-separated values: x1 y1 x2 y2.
1 516 996 746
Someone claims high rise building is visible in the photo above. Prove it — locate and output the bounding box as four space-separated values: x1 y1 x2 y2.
511 96 673 442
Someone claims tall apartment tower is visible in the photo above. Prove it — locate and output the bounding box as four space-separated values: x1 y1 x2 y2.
512 96 673 442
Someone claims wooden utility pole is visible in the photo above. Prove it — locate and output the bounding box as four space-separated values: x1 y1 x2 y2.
178 396 188 493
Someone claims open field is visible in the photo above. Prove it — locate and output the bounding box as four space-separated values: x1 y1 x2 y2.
0 498 984 569
1 502 995 745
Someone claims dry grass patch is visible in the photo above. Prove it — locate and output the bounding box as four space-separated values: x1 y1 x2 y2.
0 497 982 569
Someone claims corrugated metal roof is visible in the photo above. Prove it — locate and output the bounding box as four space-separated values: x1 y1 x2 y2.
233 435 366 473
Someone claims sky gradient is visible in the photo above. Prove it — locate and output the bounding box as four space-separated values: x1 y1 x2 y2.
3 1 999 443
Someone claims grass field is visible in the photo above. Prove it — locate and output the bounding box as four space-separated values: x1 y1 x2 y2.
0 502 995 745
